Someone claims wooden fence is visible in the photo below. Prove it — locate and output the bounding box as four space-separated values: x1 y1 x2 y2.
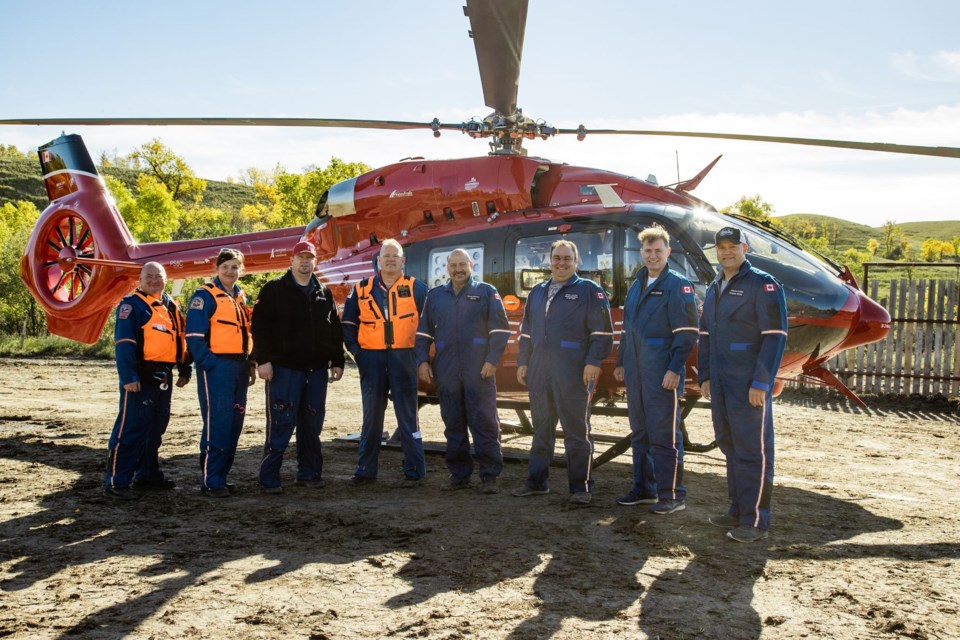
796 278 959 398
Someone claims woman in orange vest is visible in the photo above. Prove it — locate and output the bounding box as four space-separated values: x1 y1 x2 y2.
186 248 256 497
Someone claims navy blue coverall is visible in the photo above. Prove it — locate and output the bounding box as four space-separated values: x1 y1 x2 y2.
186 277 252 492
698 259 788 531
517 275 614 495
414 279 511 483
252 270 345 489
105 292 191 491
617 267 699 502
342 273 429 480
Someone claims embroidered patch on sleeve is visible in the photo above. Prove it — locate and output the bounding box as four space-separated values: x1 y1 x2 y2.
118 304 133 320
764 283 776 292
682 285 693 294
595 292 605 299
189 297 205 310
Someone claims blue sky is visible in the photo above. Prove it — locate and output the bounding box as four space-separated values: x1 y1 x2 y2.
2 0 959 226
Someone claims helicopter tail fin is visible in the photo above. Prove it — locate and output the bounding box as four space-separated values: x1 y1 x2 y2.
20 134 140 344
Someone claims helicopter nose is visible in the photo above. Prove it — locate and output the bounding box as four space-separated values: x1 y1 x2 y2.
843 288 891 350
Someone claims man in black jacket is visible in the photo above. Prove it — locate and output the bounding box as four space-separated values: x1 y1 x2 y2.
252 241 345 493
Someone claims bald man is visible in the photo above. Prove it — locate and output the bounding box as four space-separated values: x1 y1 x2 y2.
104 262 191 499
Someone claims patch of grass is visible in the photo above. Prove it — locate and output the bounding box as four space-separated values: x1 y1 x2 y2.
0 332 114 358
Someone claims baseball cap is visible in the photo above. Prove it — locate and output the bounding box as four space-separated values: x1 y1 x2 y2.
293 241 317 257
715 226 744 244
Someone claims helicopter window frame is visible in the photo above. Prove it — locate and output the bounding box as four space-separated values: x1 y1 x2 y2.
621 219 715 303
426 244 485 289
512 227 616 300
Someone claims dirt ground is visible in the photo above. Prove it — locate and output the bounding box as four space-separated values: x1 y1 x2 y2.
0 357 958 640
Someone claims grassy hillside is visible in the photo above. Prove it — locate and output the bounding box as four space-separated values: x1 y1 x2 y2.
776 213 960 253
0 157 256 213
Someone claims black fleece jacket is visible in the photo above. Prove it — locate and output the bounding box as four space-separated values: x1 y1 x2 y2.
251 270 345 371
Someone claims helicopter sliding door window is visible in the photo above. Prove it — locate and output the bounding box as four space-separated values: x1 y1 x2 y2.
427 244 485 288
514 229 615 299
623 224 704 285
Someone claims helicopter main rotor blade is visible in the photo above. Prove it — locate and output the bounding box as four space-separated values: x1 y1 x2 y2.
561 127 960 159
465 0 528 117
0 117 465 132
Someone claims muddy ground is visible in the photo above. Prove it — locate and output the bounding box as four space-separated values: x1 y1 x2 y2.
0 357 958 639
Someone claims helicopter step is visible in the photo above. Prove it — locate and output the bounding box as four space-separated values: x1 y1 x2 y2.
333 395 716 469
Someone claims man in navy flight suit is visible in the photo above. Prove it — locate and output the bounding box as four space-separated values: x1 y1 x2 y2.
699 226 787 543
614 226 699 514
512 239 614 507
252 241 345 494
104 262 191 499
415 248 511 494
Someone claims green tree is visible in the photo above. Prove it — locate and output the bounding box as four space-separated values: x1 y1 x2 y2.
721 194 775 222
129 139 207 205
106 175 182 243
920 238 955 262
880 220 906 259
0 201 42 334
272 157 371 228
0 145 31 161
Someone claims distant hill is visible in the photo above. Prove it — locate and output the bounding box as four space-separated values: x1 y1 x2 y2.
0 157 257 213
775 213 960 253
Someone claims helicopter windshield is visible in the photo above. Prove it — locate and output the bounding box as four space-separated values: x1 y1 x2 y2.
692 210 851 318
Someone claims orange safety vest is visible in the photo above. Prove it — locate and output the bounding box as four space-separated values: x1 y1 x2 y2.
133 291 186 364
203 282 253 356
355 275 419 349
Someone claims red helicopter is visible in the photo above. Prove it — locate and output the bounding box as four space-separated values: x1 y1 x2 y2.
9 0 955 447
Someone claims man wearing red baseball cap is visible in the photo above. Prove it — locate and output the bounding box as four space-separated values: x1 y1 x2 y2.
251 240 345 494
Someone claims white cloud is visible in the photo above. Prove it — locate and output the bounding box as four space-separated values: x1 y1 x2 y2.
892 50 960 82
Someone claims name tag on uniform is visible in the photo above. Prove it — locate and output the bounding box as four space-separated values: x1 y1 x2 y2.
649 290 663 296
396 285 411 297
466 295 480 301
729 289 744 297
564 293 579 300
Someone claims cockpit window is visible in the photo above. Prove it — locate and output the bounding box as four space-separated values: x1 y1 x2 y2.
514 229 615 299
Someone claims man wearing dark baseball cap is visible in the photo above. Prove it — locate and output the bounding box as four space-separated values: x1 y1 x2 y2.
715 226 744 245
251 239 344 494
699 223 788 543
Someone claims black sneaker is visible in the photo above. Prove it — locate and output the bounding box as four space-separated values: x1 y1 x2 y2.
133 478 176 491
103 486 139 500
293 479 325 489
511 484 549 497
568 492 592 507
347 475 376 486
727 525 768 543
201 486 231 498
649 499 686 515
441 478 472 491
261 485 284 495
615 492 658 506
396 476 423 488
708 513 740 529
480 478 499 495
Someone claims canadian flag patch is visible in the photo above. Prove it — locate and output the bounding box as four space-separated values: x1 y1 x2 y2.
764 284 776 292
682 286 693 294
493 293 501 300
596 292 605 299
